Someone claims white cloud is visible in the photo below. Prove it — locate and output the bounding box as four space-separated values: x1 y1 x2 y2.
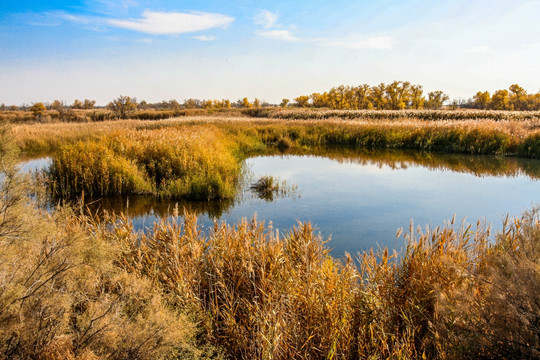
193 35 216 41
57 12 92 24
257 30 298 42
108 10 234 35
320 36 393 49
254 10 278 29
467 46 491 54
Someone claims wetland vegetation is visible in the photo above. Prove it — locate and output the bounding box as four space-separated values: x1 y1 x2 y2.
1 107 539 359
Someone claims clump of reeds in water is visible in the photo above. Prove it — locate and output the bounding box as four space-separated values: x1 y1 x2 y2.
250 175 298 201
48 125 254 200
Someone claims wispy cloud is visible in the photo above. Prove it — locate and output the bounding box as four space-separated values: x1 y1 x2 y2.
254 10 278 29
193 35 216 41
257 30 298 42
467 46 491 54
320 36 393 49
108 10 234 35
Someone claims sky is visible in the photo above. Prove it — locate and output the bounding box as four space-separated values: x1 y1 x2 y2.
1 0 539 105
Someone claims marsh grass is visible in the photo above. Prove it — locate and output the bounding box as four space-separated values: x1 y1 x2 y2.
28 116 538 202
3 121 540 359
0 125 218 360
48 125 251 200
104 208 539 360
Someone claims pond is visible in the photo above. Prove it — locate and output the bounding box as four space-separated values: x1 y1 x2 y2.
21 149 540 257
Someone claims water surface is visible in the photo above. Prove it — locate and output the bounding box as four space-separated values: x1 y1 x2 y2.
21 150 540 256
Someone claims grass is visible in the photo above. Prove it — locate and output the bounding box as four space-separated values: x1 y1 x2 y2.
104 208 540 360
0 125 222 360
2 121 539 358
11 114 537 200
48 125 254 200
13 115 540 157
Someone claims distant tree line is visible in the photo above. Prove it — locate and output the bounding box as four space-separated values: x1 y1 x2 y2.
467 84 540 110
287 82 540 111
2 83 539 118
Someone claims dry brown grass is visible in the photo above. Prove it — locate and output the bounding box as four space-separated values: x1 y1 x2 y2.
0 125 220 360
101 208 539 360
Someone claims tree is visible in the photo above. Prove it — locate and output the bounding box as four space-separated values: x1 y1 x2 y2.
328 86 348 109
489 90 510 110
311 93 329 108
280 99 290 108
51 100 67 121
410 85 424 109
425 91 449 109
370 83 387 110
224 99 232 109
83 99 96 110
241 97 252 109
385 81 410 110
30 102 46 122
107 95 138 119
184 99 201 109
294 95 310 108
473 91 491 109
253 98 261 109
72 99 83 109
509 84 526 110
351 84 372 110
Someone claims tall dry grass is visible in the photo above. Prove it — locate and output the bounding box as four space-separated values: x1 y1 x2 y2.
48 125 251 200
102 208 539 360
0 124 219 360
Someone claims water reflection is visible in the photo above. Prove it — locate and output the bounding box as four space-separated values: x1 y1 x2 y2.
19 148 540 256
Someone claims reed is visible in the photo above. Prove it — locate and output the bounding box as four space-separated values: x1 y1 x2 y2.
106 208 539 360
48 125 257 200
0 125 216 360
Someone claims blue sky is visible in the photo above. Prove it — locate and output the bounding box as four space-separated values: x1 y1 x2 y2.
1 0 539 105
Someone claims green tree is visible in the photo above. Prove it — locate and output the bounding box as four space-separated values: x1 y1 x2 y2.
280 99 290 107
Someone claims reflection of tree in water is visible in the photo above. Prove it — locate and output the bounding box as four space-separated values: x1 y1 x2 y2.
260 146 540 179
84 195 236 220
40 146 539 220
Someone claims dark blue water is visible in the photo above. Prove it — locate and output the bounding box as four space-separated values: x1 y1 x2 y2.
21 151 540 256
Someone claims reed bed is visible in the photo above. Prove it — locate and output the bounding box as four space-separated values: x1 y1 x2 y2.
266 109 540 121
100 208 539 360
13 115 540 201
49 125 252 200
2 122 539 359
0 126 217 360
